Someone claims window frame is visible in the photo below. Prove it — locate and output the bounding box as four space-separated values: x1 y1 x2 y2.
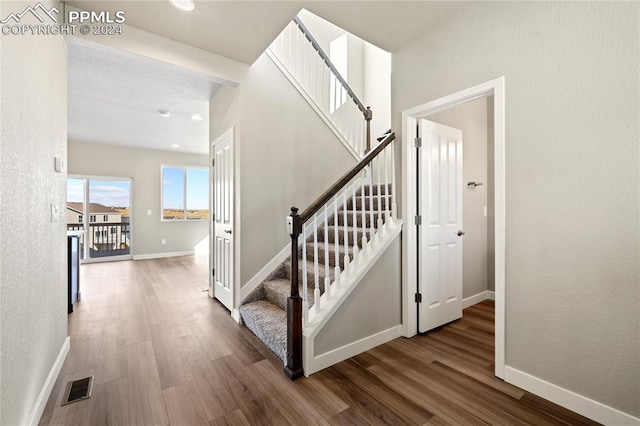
160 164 210 222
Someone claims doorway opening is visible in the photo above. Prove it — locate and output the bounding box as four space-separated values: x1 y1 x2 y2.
402 77 505 379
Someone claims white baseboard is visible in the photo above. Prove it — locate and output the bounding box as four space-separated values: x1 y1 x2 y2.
133 251 193 260
305 325 402 376
463 290 495 309
28 336 70 426
231 309 241 324
505 366 639 426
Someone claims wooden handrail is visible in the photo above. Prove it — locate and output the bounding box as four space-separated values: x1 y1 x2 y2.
292 16 373 153
299 132 395 224
284 131 395 380
293 16 367 115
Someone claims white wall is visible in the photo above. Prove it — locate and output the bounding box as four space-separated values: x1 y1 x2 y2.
67 141 209 257
0 2 68 424
429 98 491 298
364 43 391 139
314 235 402 355
209 53 357 286
392 1 639 417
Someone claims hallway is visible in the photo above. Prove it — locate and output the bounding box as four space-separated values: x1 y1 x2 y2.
40 256 598 425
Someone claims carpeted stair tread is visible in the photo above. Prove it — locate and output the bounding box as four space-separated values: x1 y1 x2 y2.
356 183 392 196
316 225 370 247
263 279 315 310
284 259 331 291
346 195 391 210
329 211 387 228
303 241 355 270
238 181 394 362
238 300 287 362
263 279 291 311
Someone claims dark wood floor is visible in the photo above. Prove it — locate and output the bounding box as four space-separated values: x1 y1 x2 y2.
40 255 599 425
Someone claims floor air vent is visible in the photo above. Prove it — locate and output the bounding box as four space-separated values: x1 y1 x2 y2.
61 376 93 406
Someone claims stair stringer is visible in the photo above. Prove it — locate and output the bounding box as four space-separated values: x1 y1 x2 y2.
303 220 403 376
265 48 361 161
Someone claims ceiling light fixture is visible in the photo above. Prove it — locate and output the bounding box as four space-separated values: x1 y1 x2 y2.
168 0 195 12
190 114 203 121
171 144 180 148
158 110 170 118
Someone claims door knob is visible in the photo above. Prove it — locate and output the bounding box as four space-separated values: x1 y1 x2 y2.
457 230 465 236
224 229 232 234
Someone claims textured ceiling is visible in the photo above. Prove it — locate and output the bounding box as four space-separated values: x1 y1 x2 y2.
67 37 220 154
66 1 470 64
65 1 470 154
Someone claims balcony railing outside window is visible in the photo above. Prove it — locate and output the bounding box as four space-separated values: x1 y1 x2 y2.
67 222 130 259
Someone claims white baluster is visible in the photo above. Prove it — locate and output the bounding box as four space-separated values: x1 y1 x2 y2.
377 153 384 234
302 226 308 327
391 140 397 223
369 163 375 247
323 205 331 300
313 213 320 313
383 146 391 229
342 191 350 275
351 178 360 266
333 194 341 287
360 171 369 258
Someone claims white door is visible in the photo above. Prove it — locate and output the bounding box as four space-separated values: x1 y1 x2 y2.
419 119 464 332
211 129 234 311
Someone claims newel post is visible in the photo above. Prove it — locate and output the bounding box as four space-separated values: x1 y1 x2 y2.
364 106 373 154
284 207 304 380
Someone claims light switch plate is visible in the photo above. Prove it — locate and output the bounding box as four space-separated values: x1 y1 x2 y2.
54 156 66 173
51 204 59 222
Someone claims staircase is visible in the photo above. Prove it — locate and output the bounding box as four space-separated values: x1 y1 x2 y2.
237 14 401 378
239 182 393 362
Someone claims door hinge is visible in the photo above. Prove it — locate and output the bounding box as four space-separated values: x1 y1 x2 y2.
415 293 422 303
212 268 215 276
415 215 421 226
414 137 422 148
212 158 215 167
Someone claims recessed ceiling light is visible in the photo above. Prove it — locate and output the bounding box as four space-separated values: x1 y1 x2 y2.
171 144 180 148
159 110 170 118
190 114 203 121
169 0 195 12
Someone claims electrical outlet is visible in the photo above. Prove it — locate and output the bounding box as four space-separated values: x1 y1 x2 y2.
161 239 166 245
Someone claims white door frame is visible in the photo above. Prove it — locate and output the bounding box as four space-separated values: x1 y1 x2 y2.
401 77 506 379
209 127 242 321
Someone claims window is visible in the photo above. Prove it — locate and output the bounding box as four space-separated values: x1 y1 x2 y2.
111 227 117 234
90 215 96 222
103 215 109 222
161 166 209 220
78 214 83 222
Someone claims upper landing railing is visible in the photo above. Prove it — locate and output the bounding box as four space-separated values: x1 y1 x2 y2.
269 16 373 156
